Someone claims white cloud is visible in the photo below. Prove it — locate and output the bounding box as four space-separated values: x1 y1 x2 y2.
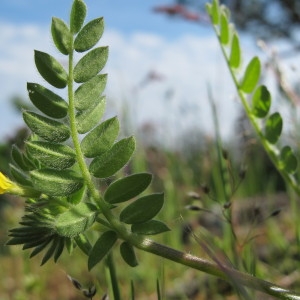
0 21 259 147
102 29 240 147
0 22 52 140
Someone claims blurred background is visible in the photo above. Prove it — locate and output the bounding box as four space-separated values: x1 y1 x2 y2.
1 0 300 299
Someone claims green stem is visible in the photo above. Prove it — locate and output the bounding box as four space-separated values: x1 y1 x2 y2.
105 252 121 300
67 36 134 240
133 238 300 300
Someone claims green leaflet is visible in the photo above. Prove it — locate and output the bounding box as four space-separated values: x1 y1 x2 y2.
51 17 72 55
30 169 84 196
27 83 68 119
26 141 76 170
229 34 241 69
131 220 170 235
9 164 32 187
11 145 31 171
280 146 298 174
67 185 87 205
119 193 164 224
120 242 138 267
104 172 152 204
55 202 97 237
81 116 119 158
251 85 271 118
70 0 86 34
73 46 109 83
220 12 229 45
74 74 107 110
88 231 117 270
23 111 70 143
89 137 136 178
34 50 68 88
265 112 283 144
211 0 220 25
74 17 104 52
76 96 106 134
240 56 261 94
74 233 92 255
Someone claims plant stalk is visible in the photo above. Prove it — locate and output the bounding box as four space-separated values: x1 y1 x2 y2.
134 238 300 300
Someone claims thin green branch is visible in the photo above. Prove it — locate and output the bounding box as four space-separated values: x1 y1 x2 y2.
211 23 300 196
105 252 121 300
134 238 300 300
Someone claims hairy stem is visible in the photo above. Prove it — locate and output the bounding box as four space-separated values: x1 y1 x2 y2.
134 238 300 300
67 35 136 241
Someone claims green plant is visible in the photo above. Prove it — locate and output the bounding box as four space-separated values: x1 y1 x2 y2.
2 0 300 299
207 1 299 194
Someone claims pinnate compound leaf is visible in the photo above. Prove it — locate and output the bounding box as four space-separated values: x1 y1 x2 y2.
220 12 229 45
74 17 104 52
251 85 271 118
120 242 138 267
23 111 70 142
280 146 298 174
70 0 87 34
229 33 241 69
89 137 136 178
55 202 97 237
76 96 106 134
34 50 68 88
265 112 282 144
75 74 107 110
104 173 152 204
51 17 71 55
74 47 108 83
30 169 84 196
81 116 119 158
88 231 117 270
27 83 68 119
240 56 261 94
119 193 164 224
26 141 76 170
131 220 170 235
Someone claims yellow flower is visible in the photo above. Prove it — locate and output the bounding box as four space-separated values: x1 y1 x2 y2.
0 171 41 197
0 172 14 194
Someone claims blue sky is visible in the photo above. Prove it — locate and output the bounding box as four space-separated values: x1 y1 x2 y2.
0 0 278 149
0 0 205 39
